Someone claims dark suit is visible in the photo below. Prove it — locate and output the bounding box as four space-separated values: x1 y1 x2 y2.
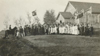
82 26 85 35
85 26 89 36
57 27 59 34
89 26 94 37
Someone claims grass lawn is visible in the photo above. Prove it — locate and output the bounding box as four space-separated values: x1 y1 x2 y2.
23 35 100 56
0 29 100 56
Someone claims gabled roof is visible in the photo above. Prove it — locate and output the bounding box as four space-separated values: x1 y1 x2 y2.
57 12 73 19
66 1 100 14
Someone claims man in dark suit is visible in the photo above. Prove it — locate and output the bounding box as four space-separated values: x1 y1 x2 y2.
78 25 82 35
81 24 85 35
9 25 11 30
89 24 94 37
24 26 26 36
41 25 45 35
57 26 59 34
9 25 12 34
84 24 89 36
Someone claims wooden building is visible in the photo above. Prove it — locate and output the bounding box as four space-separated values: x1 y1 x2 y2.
56 12 74 23
57 1 100 28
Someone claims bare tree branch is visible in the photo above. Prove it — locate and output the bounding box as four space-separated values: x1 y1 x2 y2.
14 18 19 27
3 16 10 29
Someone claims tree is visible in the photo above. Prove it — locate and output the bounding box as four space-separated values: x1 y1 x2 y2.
14 17 26 27
19 17 24 26
44 10 56 25
14 18 19 27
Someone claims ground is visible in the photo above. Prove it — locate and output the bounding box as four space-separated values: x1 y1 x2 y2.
0 30 100 56
23 35 100 56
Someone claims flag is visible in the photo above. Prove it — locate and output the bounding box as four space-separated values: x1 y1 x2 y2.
86 6 92 14
74 9 79 19
32 10 37 16
74 9 79 16
77 9 85 18
77 13 83 18
74 9 79 25
84 7 92 24
81 9 84 13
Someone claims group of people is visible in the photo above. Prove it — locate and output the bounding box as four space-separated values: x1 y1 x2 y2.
44 23 94 37
8 22 94 38
78 23 94 37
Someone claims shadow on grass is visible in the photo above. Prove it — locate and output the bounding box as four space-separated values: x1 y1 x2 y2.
0 38 52 56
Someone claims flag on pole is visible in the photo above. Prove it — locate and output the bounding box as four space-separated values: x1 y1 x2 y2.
77 13 83 18
86 6 92 14
74 9 80 25
86 6 92 23
77 9 84 18
32 10 40 24
32 10 37 16
81 9 85 13
74 9 79 16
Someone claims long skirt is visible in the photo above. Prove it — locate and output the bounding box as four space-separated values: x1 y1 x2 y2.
73 26 79 35
54 27 57 34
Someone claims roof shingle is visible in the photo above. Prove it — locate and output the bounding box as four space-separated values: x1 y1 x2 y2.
60 12 73 19
69 1 100 14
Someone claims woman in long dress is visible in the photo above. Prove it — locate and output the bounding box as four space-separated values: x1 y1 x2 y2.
48 26 51 34
72 25 75 35
59 25 61 34
64 24 68 34
67 24 70 34
64 26 67 34
54 25 57 34
74 25 79 35
62 26 65 34
69 24 73 34
50 26 53 34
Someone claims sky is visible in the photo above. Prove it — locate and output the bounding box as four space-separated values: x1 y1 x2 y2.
0 0 100 31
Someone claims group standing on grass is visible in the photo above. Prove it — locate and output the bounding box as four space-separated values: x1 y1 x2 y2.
8 22 94 38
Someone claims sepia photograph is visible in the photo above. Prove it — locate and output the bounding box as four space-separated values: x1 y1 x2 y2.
0 0 100 56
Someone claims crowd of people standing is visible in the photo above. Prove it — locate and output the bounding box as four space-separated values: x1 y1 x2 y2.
9 22 94 38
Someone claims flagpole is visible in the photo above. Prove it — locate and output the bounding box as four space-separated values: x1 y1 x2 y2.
84 10 86 27
74 9 78 25
32 10 40 25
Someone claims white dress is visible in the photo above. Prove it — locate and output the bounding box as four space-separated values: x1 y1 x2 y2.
67 25 70 34
72 26 75 34
51 27 53 33
74 26 79 35
17 31 19 37
69 26 72 34
51 27 55 33
54 27 57 33
62 26 65 34
64 27 67 34
59 27 63 34
70 26 73 34
65 25 68 34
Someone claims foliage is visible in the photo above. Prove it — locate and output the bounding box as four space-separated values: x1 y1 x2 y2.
44 10 56 25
